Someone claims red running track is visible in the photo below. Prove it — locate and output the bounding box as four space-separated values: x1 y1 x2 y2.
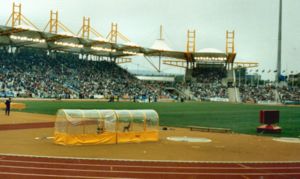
1 123 300 178
0 154 299 179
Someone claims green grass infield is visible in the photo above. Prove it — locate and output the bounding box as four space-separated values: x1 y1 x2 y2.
17 100 300 138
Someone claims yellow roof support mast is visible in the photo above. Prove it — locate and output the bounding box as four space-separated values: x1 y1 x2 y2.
186 30 196 53
226 30 235 54
106 23 131 43
44 10 75 35
49 11 58 34
225 30 237 70
77 17 91 38
226 31 259 70
76 17 105 39
81 17 90 39
110 23 118 43
5 2 39 30
186 29 196 69
11 2 21 27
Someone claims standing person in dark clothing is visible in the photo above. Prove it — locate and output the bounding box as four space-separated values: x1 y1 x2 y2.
5 97 11 116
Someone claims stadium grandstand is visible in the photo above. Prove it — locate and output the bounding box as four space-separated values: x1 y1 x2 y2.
1 1 300 178
0 2 299 105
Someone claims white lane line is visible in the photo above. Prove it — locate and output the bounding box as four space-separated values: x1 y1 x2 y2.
0 171 134 179
1 158 300 170
0 165 300 176
0 158 216 169
2 153 300 164
237 163 251 179
1 158 206 169
237 163 252 169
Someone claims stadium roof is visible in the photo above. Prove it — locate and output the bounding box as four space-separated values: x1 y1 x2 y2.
0 25 227 62
151 39 173 51
198 48 224 53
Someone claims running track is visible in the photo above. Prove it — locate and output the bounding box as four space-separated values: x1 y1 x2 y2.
1 122 300 178
0 154 300 179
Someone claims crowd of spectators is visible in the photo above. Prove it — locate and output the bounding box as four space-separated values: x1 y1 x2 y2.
184 67 228 100
278 87 300 102
1 47 299 103
239 85 276 103
0 48 166 99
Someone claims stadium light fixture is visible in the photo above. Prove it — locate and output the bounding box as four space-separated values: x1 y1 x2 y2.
91 46 116 52
54 41 83 48
123 41 140 48
194 56 226 61
123 51 143 56
10 35 46 43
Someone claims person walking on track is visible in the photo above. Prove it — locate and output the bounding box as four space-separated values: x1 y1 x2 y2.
5 97 11 116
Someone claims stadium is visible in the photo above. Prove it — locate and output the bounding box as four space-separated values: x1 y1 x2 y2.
0 0 300 178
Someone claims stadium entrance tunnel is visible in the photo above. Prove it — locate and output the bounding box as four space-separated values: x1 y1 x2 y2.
54 109 159 145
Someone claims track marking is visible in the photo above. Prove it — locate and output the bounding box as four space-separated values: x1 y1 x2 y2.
1 154 300 179
241 176 250 179
1 158 300 170
2 153 300 164
0 171 134 179
237 164 253 179
1 165 300 176
2 158 234 169
237 163 252 169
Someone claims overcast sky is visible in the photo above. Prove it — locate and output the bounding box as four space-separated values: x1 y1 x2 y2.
1 0 300 79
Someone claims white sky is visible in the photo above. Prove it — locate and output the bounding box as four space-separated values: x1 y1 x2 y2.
0 0 300 79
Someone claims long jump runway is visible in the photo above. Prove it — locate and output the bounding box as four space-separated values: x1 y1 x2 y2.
0 154 300 179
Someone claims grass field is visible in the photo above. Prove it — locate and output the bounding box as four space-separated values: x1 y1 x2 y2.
18 100 300 137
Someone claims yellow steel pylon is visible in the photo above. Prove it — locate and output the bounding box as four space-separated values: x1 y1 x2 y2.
226 30 235 54
186 30 196 53
44 10 75 35
11 2 21 27
81 17 90 39
5 2 39 30
49 10 58 34
106 23 131 43
110 23 118 43
225 30 236 70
